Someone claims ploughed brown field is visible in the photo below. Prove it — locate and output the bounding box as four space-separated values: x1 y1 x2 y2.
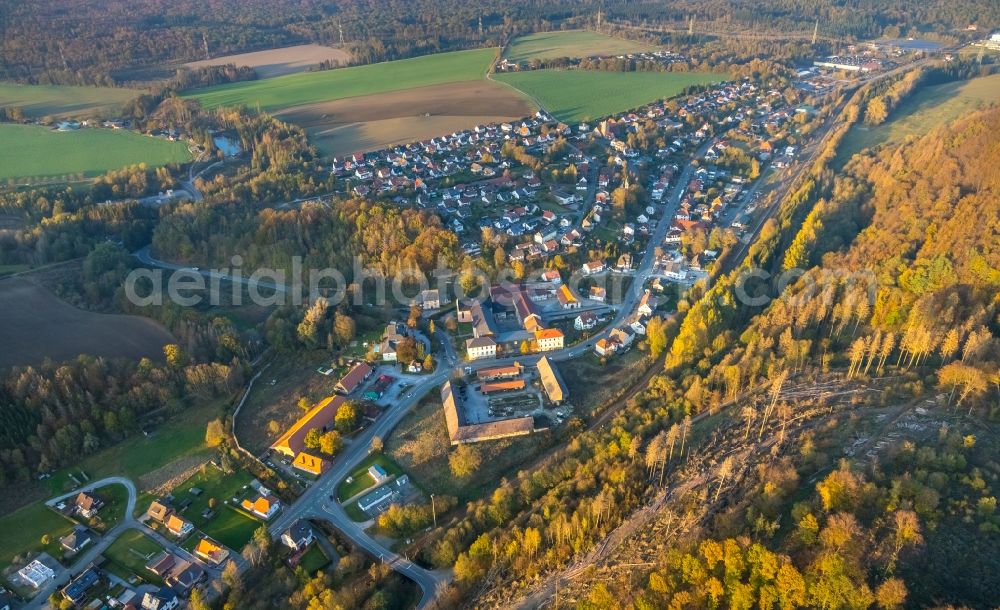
183 44 352 78
276 80 536 157
0 277 175 369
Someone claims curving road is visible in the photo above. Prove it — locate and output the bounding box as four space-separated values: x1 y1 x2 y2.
28 477 225 610
267 367 453 608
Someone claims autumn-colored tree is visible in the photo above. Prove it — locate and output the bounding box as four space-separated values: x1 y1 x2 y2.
449 443 481 478
205 418 225 447
335 402 358 433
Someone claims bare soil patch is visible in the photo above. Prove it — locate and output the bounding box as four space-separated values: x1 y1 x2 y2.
0 277 175 369
276 80 535 156
183 44 351 79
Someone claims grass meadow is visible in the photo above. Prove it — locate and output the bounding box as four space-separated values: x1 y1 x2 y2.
186 48 498 111
0 124 191 181
494 69 722 123
0 503 76 569
837 73 1000 165
0 82 139 118
505 30 657 63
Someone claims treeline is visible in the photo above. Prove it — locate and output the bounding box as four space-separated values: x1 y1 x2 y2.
0 349 246 485
3 0 996 85
168 64 257 91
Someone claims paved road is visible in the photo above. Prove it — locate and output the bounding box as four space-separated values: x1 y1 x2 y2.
132 246 290 294
267 367 453 609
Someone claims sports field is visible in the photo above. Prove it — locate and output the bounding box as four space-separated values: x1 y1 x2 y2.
185 48 498 111
0 124 191 182
837 73 1000 164
505 30 657 63
0 82 139 118
495 69 722 123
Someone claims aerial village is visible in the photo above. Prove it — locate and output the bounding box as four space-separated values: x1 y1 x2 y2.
0 62 829 610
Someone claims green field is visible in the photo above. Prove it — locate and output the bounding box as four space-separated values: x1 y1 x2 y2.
505 30 657 64
0 82 140 118
0 124 191 182
837 73 1000 164
102 529 165 584
0 503 76 568
185 48 498 111
495 69 722 123
45 398 225 498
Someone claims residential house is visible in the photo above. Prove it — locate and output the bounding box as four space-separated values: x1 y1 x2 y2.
145 552 176 578
194 538 229 565
241 494 280 520
534 328 565 352
582 260 606 275
466 336 497 360
540 269 561 284
595 337 618 357
62 565 100 605
418 288 442 310
166 561 204 596
75 491 104 518
165 514 193 538
147 500 172 523
589 286 607 302
17 560 56 588
610 326 635 350
141 587 179 610
637 289 658 317
292 452 329 476
575 312 598 331
281 520 315 551
60 526 93 553
377 322 409 361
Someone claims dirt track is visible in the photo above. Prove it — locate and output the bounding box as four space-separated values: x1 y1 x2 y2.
276 80 536 156
0 277 175 369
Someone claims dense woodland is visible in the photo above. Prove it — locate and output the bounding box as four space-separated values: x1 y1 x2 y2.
1 0 997 85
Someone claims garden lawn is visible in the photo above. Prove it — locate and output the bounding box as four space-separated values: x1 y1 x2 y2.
91 483 131 531
505 30 657 63
200 507 260 551
186 48 497 112
336 454 405 502
0 503 76 568
298 544 330 574
495 69 722 123
102 529 165 584
0 124 191 181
